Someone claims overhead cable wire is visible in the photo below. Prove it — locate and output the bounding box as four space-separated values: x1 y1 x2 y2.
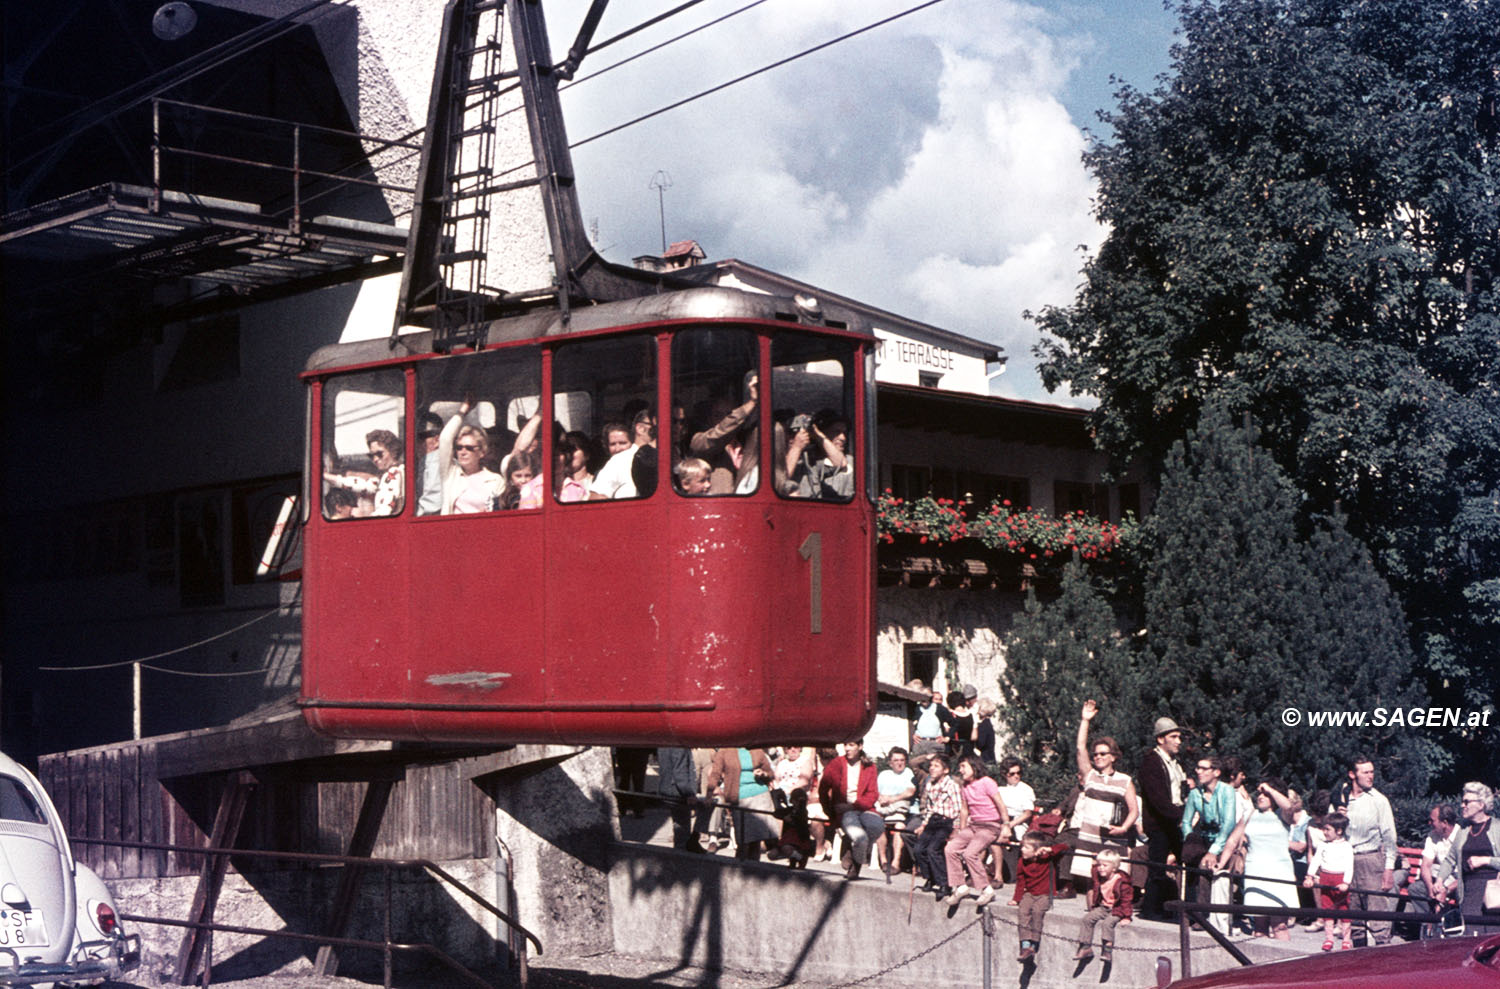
559 0 774 91
569 0 950 150
37 603 295 672
139 663 274 677
577 0 714 60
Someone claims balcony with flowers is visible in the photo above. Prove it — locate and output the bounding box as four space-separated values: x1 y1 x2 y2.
875 492 1140 590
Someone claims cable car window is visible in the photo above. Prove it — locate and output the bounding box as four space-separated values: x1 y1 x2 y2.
320 369 406 520
772 335 856 502
414 345 542 515
675 327 759 496
552 335 659 502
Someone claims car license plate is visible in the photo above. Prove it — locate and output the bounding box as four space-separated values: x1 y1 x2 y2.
0 907 48 948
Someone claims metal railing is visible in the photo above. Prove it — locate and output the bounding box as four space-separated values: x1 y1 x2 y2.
71 837 540 989
149 97 421 231
1159 857 1485 979
613 791 1492 984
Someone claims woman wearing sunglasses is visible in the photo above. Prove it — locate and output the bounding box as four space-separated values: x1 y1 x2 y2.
438 400 503 514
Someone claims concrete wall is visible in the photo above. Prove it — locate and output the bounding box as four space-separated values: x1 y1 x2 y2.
112 858 503 982
609 842 1305 989
487 746 618 958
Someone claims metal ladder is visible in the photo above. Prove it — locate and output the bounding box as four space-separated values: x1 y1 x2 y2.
429 0 508 350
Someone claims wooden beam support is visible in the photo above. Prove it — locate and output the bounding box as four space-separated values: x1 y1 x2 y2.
313 777 397 978
175 771 255 986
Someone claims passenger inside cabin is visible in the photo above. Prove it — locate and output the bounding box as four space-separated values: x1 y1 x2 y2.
364 429 405 515
785 411 851 500
322 428 405 516
551 437 591 504
689 371 760 494
324 488 358 519
416 412 445 515
501 410 543 478
674 457 712 495
590 407 656 500
565 429 601 489
602 421 632 458
670 404 689 461
494 450 539 511
439 401 503 514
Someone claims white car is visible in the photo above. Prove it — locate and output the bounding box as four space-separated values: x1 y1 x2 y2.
0 752 141 987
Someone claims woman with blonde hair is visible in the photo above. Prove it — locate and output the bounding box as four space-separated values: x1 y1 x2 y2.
1437 781 1500 934
438 401 502 514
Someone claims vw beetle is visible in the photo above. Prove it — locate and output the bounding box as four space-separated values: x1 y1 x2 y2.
0 752 140 987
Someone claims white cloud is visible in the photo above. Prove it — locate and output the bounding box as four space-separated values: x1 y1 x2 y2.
546 0 1107 403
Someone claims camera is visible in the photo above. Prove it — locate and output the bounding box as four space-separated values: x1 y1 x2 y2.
789 413 813 432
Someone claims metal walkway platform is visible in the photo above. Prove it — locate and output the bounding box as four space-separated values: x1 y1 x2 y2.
0 181 408 293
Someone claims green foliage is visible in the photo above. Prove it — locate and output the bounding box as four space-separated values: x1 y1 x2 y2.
998 558 1151 800
1033 0 1500 776
1143 408 1446 794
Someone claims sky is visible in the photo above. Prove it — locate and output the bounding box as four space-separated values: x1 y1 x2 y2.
541 0 1181 403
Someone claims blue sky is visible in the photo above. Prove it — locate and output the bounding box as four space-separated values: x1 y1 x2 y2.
544 0 1180 402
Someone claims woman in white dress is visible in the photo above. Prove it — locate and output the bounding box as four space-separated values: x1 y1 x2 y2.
1224 779 1297 939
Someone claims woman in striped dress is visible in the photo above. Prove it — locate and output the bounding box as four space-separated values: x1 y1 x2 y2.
1070 699 1140 888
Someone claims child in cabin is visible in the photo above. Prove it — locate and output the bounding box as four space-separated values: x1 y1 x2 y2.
1076 847 1133 963
1304 810 1354 950
674 457 712 495
1009 831 1071 963
494 450 539 510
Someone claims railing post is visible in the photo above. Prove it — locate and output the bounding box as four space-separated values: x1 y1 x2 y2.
1178 866 1192 979
291 123 302 235
980 906 993 989
151 99 161 213
383 865 393 989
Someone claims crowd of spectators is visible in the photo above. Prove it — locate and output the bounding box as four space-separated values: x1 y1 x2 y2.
620 693 1498 965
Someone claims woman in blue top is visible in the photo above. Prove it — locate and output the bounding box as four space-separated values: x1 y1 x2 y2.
706 747 776 861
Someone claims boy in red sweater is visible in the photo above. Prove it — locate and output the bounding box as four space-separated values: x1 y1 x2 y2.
1076 847 1133 962
1009 832 1070 962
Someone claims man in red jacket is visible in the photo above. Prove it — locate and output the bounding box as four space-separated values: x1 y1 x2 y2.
818 739 883 880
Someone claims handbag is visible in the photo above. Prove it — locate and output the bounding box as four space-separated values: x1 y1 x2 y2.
1485 877 1500 911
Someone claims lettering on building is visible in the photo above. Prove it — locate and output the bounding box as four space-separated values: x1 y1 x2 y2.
875 336 955 371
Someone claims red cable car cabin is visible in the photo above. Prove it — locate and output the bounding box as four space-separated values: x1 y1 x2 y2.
299 286 877 746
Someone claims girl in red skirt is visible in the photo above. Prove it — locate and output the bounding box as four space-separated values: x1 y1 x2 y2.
1303 811 1353 950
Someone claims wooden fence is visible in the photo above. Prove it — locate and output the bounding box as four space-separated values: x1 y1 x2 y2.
38 731 500 880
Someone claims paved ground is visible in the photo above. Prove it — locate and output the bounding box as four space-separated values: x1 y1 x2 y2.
99 952 844 988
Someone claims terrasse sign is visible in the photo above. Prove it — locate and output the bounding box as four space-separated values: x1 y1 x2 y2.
872 329 989 393
878 337 955 371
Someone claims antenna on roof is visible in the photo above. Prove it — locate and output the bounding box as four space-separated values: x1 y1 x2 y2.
649 170 672 254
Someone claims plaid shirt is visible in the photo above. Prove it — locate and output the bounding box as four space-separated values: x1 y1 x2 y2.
920 774 963 826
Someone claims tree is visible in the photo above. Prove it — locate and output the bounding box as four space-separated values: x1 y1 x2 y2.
1143 407 1444 793
1033 0 1500 773
998 558 1150 801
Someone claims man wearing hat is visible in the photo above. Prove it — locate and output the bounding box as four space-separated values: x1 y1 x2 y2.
1138 716 1188 921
